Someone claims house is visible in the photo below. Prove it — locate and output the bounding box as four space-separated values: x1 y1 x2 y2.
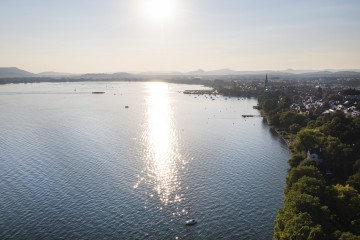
307 148 324 164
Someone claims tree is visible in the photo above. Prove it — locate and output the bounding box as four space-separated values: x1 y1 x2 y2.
325 93 343 102
286 165 323 188
288 154 305 168
347 172 360 193
290 176 326 198
268 112 281 126
280 111 306 130
274 210 325 240
320 112 360 144
262 99 277 112
284 190 321 217
321 115 347 138
307 120 316 129
338 232 360 240
341 88 360 96
290 123 302 134
295 129 324 155
279 96 292 109
329 184 360 234
353 159 360 172
322 136 353 177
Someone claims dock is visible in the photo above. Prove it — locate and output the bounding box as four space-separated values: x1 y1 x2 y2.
242 115 261 118
183 90 214 95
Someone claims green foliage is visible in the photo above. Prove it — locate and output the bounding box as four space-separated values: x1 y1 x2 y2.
290 176 326 198
274 211 324 240
263 99 278 112
290 123 302 134
291 95 301 104
325 93 343 102
259 93 279 113
338 232 360 240
315 111 342 128
269 112 281 126
319 112 360 144
288 154 305 168
295 129 324 155
322 136 353 177
298 159 317 167
351 219 360 236
279 96 292 109
347 172 360 192
328 185 360 235
284 190 321 214
279 111 306 130
341 88 360 96
259 93 297 127
353 159 360 172
260 92 360 239
286 166 323 188
274 164 334 239
274 167 328 240
307 120 316 129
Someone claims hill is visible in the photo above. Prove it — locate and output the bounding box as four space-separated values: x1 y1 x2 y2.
37 71 77 77
0 67 35 78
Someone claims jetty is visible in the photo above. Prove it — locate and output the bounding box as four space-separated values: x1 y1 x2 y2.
183 90 214 95
242 115 261 118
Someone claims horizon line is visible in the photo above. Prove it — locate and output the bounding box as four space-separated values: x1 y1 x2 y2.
2 66 360 75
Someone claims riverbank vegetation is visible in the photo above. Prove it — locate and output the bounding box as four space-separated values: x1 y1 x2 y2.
258 91 360 240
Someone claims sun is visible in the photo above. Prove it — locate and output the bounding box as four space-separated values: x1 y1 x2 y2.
143 0 176 25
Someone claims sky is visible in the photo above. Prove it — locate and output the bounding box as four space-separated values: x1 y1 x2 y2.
0 0 360 73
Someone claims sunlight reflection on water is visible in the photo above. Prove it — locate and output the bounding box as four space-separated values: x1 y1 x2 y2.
135 82 186 209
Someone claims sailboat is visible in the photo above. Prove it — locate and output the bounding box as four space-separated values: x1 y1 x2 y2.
185 219 197 225
184 207 197 226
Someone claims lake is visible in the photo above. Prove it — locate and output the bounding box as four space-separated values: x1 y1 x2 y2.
0 82 289 239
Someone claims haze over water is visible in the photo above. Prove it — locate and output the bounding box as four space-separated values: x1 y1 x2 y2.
0 82 289 239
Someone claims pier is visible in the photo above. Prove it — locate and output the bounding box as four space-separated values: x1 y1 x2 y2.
183 90 214 95
242 115 261 118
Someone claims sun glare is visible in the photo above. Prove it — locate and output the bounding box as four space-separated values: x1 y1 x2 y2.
143 0 176 24
141 82 183 205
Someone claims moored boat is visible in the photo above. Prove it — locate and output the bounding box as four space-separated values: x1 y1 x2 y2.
185 219 197 226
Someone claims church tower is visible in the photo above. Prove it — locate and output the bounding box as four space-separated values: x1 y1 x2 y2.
265 74 268 87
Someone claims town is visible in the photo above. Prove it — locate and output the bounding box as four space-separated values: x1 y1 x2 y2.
206 74 360 118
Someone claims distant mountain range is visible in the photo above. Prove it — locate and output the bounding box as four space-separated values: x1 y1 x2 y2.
78 72 134 79
36 71 76 77
1 67 360 79
0 67 35 78
184 68 360 76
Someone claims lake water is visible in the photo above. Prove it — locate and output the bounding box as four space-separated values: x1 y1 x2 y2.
0 82 289 239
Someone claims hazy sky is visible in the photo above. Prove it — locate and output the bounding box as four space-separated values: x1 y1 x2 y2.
0 0 359 73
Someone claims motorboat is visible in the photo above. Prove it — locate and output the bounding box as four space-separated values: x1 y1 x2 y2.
185 219 197 226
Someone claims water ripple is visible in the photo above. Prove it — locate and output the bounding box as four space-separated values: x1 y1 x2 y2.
0 82 289 239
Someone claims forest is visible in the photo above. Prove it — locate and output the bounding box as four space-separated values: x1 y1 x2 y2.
258 90 360 240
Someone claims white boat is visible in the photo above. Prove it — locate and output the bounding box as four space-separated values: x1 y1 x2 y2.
185 219 197 226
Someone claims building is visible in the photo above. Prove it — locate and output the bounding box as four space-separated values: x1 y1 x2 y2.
307 148 324 164
265 74 268 87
